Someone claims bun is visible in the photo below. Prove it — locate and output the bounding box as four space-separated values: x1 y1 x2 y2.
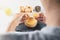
25 17 37 28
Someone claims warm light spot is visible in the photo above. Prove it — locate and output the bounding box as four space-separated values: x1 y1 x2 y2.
5 8 12 16
33 13 39 18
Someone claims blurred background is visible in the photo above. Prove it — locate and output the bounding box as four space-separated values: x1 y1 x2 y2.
0 0 44 33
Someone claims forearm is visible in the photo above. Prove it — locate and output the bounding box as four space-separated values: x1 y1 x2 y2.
7 13 24 32
7 18 20 32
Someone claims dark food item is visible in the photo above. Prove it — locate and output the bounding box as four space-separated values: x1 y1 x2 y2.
35 6 41 12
